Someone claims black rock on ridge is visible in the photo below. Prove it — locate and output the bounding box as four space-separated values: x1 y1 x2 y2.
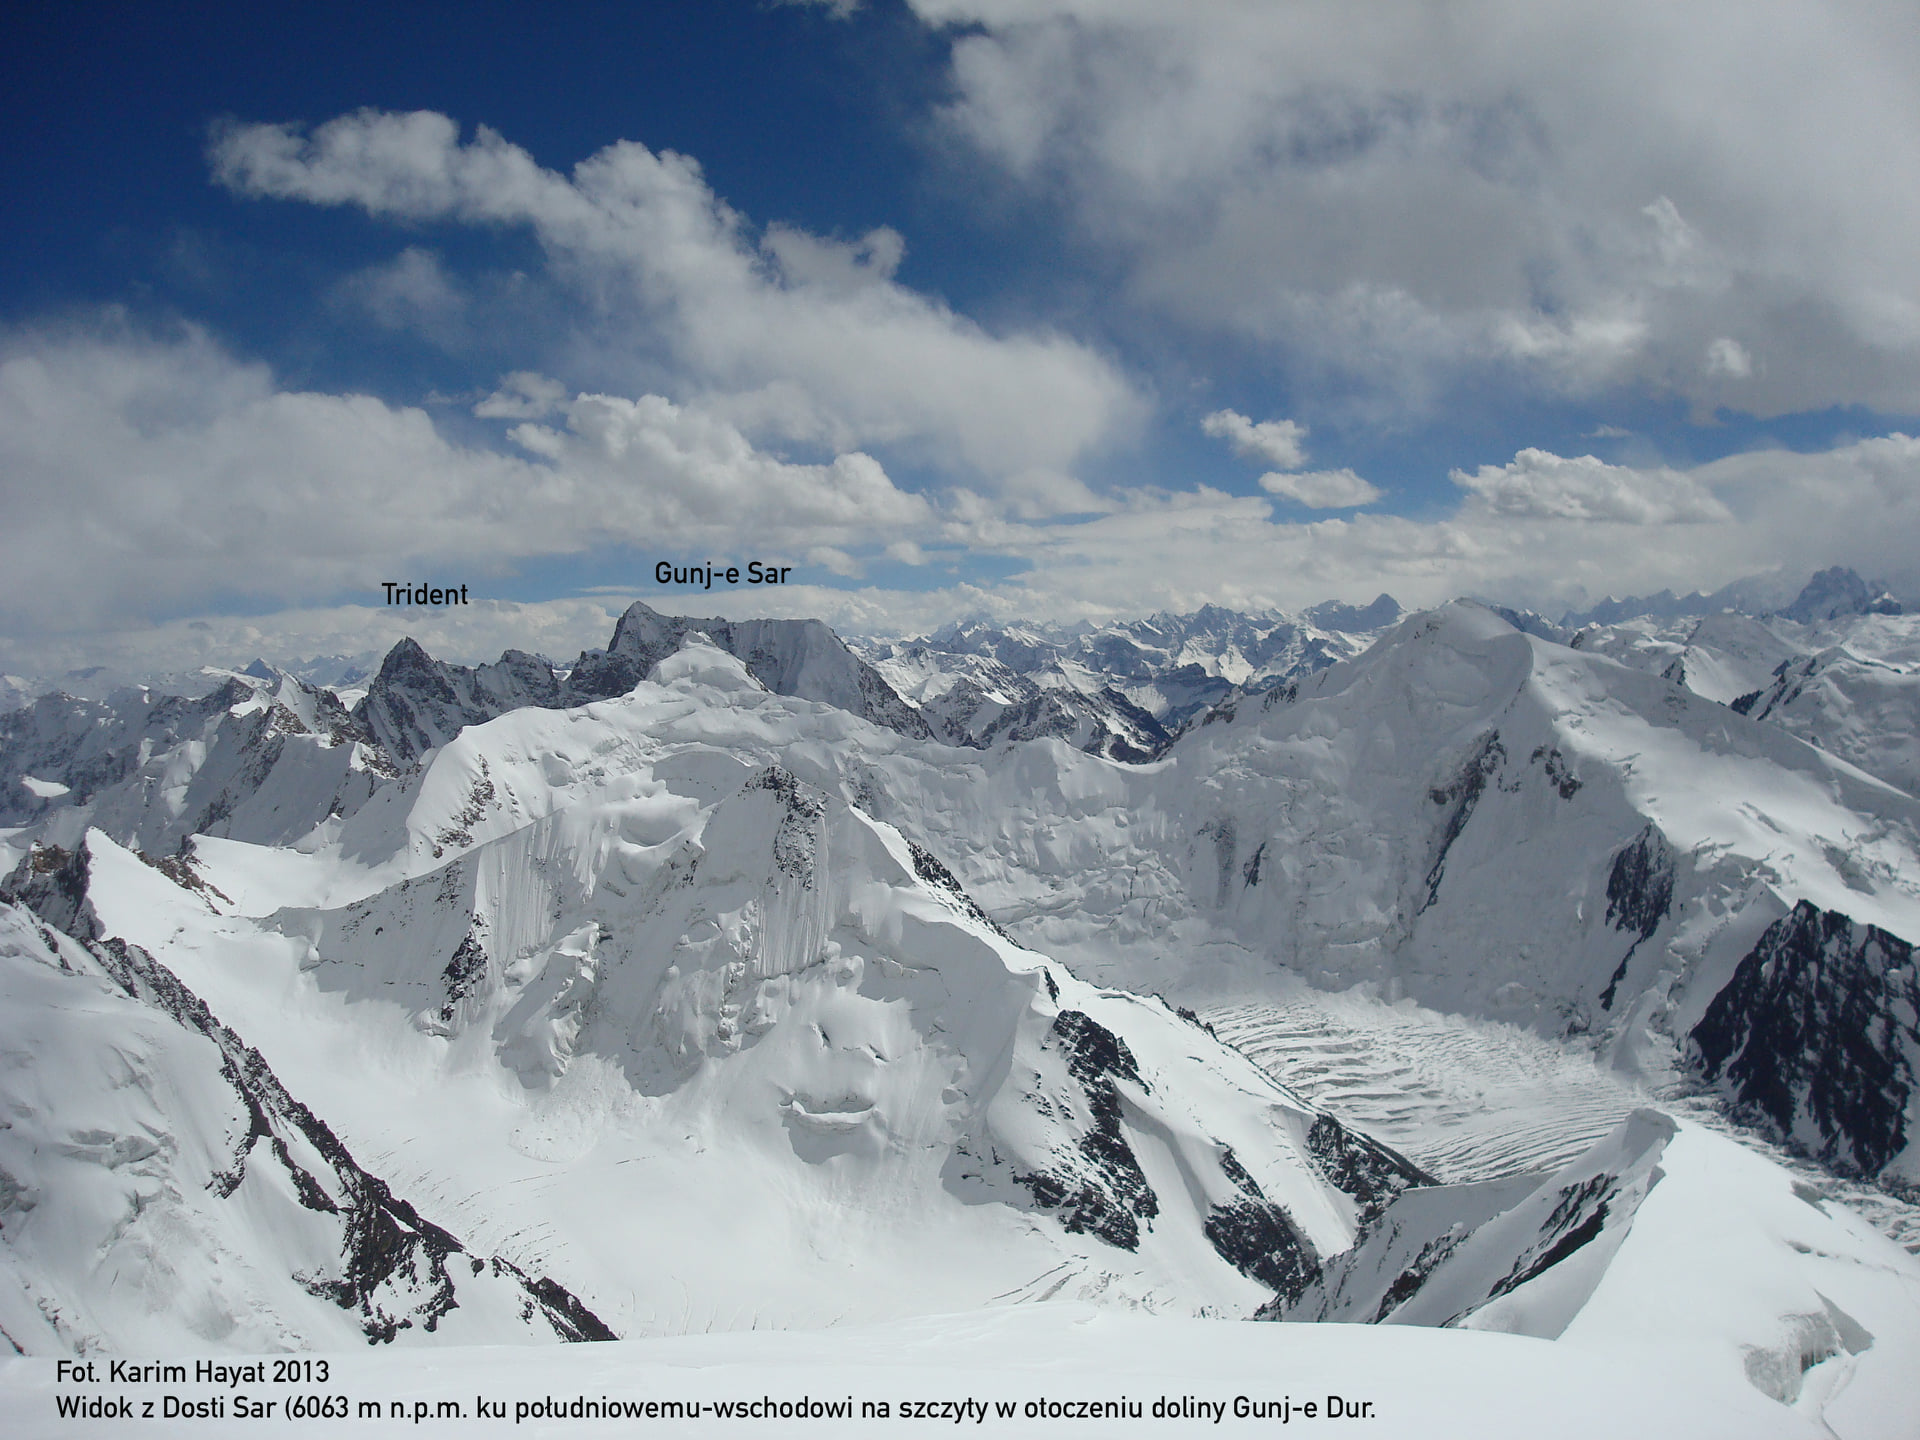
353 603 932 769
567 603 932 739
355 642 561 766
1689 900 1920 1184
0 843 617 1346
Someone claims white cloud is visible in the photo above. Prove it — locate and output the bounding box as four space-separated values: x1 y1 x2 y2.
885 539 928 565
10 322 1919 659
1260 468 1382 509
10 431 1920 672
210 109 1138 478
806 545 864 578
774 0 864 16
331 246 467 341
0 321 934 633
903 0 1920 416
1200 408 1308 469
1202 408 1380 507
1705 337 1754 379
474 371 568 419
908 433 1920 622
1450 449 1731 524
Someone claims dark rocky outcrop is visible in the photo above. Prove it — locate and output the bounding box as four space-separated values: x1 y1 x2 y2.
5 850 616 1345
353 605 933 770
567 604 931 740
1013 1010 1161 1251
355 643 561 768
1599 826 1675 1010
1689 901 1919 1181
1304 1113 1431 1222
1779 567 1903 623
1421 732 1505 911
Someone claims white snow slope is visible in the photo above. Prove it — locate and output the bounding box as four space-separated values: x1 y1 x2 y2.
4 614 1920 1437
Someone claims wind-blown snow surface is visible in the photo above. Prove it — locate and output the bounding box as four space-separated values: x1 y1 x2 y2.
6 613 1920 1436
1275 1110 1920 1435
0 903 610 1355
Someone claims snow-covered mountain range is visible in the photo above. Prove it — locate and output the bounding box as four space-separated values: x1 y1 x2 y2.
4 576 1919 1436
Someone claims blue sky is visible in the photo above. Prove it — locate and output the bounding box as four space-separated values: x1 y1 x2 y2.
6 0 1920 673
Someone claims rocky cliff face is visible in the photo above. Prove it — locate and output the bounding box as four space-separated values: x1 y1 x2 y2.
568 604 933 740
1689 900 1920 1185
353 604 934 771
356 642 561 767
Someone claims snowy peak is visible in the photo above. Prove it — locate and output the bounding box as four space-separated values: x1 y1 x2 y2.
1730 644 1920 797
1265 1102 1920 1423
356 640 561 766
353 604 931 772
1275 1108 1678 1332
1781 566 1904 623
1306 593 1403 632
572 602 931 739
860 598 1406 755
0 673 384 856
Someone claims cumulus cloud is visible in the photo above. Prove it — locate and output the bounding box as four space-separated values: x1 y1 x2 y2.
1450 449 1732 524
1259 468 1382 509
506 391 932 532
914 432 1920 622
1202 408 1380 507
9 320 1918 660
11 424 1920 670
210 108 1138 479
474 371 567 419
0 321 933 632
331 246 467 341
1200 408 1308 469
903 0 1920 416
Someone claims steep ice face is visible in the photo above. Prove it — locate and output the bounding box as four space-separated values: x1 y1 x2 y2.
0 894 609 1355
245 748 1426 1325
